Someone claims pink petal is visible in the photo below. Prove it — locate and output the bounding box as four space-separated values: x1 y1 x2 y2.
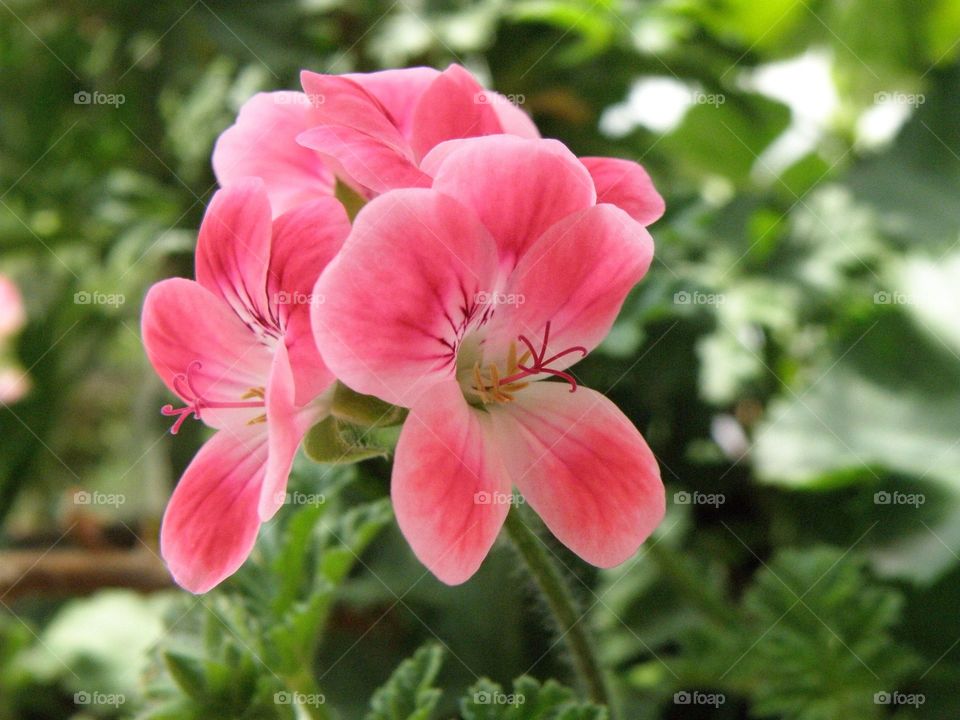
297 125 430 195
160 425 269 593
393 382 511 584
481 204 654 370
299 71 408 150
347 67 440 137
268 197 349 317
284 309 334 407
489 383 664 567
312 189 498 407
491 96 540 139
427 136 595 266
267 197 350 403
141 278 273 429
0 275 26 338
0 367 29 404
212 92 335 217
408 65 503 161
195 179 275 330
260 342 324 520
580 156 665 226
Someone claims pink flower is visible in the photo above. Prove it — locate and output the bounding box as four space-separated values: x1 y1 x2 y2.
311 136 665 584
0 367 29 404
296 64 540 197
0 275 26 339
214 64 665 228
142 178 349 592
213 91 336 217
0 275 29 404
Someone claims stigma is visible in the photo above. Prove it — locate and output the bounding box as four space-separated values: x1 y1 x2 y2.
161 361 266 434
470 322 587 404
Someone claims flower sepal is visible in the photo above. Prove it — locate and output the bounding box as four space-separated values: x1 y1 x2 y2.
302 413 400 465
334 179 367 221
330 381 407 428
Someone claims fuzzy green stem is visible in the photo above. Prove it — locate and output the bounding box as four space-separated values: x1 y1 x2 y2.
503 505 614 711
284 667 334 720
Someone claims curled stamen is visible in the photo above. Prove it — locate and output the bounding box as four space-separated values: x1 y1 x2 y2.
160 361 265 434
473 321 585 401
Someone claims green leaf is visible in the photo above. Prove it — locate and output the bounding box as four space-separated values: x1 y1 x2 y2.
320 498 393 585
753 308 960 582
163 652 207 702
365 643 444 720
461 676 607 720
672 547 917 720
737 548 916 720
660 93 791 183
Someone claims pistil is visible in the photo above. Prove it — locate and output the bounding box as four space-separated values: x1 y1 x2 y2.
471 321 587 403
161 361 266 434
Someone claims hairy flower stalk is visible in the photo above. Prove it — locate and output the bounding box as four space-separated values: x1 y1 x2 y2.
504 504 615 711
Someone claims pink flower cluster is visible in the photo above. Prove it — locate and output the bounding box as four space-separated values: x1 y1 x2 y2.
0 275 29 404
142 64 666 593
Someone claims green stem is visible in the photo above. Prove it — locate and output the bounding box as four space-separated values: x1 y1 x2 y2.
503 505 614 712
284 667 334 720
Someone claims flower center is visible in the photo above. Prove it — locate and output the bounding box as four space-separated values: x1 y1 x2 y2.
468 321 586 405
160 360 266 434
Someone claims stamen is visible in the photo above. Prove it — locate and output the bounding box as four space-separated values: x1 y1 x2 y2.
160 361 265 434
472 321 587 403
471 362 490 404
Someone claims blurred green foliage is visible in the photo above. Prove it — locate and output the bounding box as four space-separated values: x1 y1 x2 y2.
2 0 960 718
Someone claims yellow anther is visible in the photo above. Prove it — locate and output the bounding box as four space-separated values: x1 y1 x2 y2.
469 343 535 405
242 387 265 400
471 362 490 403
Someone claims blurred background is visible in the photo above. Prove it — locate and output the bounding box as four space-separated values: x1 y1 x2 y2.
1 0 959 718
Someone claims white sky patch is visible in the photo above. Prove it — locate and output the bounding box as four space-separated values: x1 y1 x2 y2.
599 76 695 137
601 49 908 184
856 102 912 150
740 50 838 180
